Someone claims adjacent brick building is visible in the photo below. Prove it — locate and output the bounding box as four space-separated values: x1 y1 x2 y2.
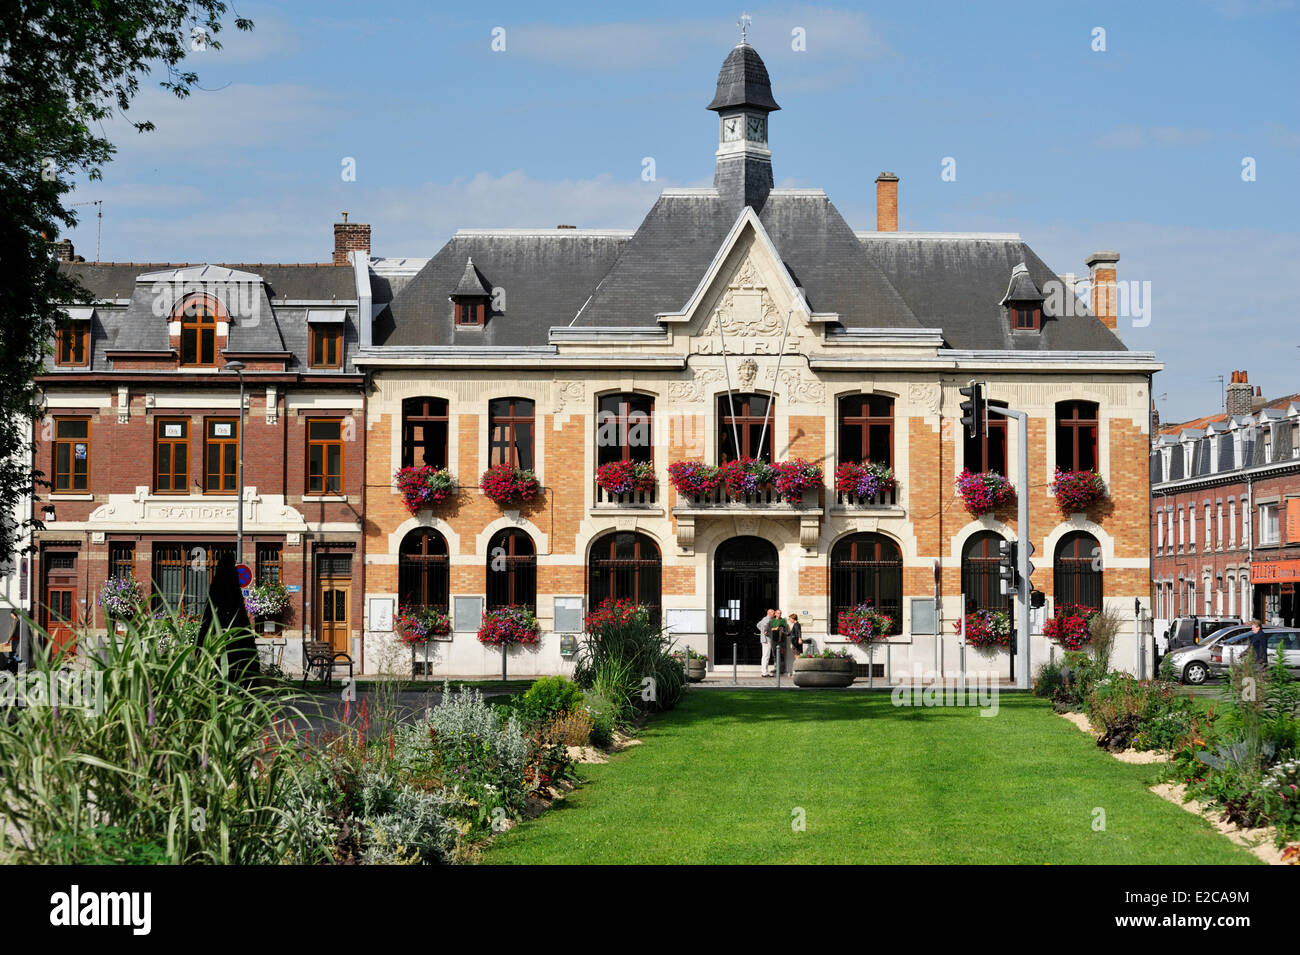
1150 370 1300 631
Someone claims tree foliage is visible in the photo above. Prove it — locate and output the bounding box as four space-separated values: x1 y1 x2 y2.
0 1 253 560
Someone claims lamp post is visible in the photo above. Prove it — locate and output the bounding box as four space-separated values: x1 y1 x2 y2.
224 361 246 566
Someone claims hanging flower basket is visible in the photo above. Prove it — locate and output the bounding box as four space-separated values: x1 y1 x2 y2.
595 460 656 495
395 605 452 645
955 469 1016 516
771 458 824 498
1050 468 1107 514
1043 604 1096 651
666 461 723 498
479 462 541 506
955 609 1012 650
395 465 457 513
478 605 541 647
244 581 290 619
834 461 896 499
837 603 894 645
98 576 144 619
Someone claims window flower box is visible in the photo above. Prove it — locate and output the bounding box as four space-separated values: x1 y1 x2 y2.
1050 468 1107 514
479 462 541 506
955 469 1016 516
1043 604 1096 651
667 457 821 505
834 461 897 506
395 605 452 645
955 609 1012 651
395 465 457 514
595 460 656 496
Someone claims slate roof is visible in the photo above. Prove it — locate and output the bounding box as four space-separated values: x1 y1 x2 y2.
452 258 491 297
858 235 1127 351
49 261 359 374
707 43 781 112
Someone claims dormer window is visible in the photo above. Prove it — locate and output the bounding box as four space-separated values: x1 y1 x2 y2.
451 256 491 329
1000 262 1045 333
174 294 222 367
55 322 89 366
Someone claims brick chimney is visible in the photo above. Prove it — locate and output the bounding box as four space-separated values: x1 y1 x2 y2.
333 212 370 266
51 238 76 262
1226 370 1253 417
875 172 898 232
1085 250 1120 330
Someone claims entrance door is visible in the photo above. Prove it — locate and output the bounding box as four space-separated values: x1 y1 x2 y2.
316 580 351 654
714 536 779 666
44 587 77 658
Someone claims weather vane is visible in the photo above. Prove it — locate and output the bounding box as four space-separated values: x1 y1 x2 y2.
738 12 751 44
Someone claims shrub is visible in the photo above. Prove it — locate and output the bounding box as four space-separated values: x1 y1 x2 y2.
1033 659 1065 699
1085 673 1191 751
548 708 595 747
582 690 618 748
574 598 682 720
519 675 585 726
1044 650 1107 711
1257 758 1300 842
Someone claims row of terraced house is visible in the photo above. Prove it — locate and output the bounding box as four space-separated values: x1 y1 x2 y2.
14 42 1162 678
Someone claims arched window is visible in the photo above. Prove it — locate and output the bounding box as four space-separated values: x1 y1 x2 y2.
486 528 536 611
176 294 221 367
588 532 661 627
718 393 774 463
597 393 653 465
402 397 449 469
398 529 449 612
830 533 902 635
488 398 535 469
1055 400 1099 472
838 394 894 468
961 531 1011 614
1054 531 1101 611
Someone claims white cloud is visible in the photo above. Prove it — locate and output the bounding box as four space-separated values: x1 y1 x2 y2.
1096 124 1215 149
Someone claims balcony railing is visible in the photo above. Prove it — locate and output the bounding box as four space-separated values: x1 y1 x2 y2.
594 481 658 507
834 486 898 507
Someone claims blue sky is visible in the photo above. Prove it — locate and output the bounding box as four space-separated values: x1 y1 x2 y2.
65 0 1299 424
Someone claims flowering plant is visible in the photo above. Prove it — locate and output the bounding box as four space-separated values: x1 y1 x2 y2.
584 597 647 633
719 457 773 495
1043 603 1097 650
479 462 541 506
955 609 1012 650
595 460 656 495
395 605 452 645
771 458 824 498
1050 468 1107 514
801 647 852 659
837 603 894 644
834 461 896 500
477 605 541 647
244 581 289 619
666 460 723 498
395 465 457 513
671 647 708 662
955 469 1016 515
98 575 144 619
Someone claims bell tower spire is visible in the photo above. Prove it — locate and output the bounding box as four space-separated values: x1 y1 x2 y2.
708 33 780 212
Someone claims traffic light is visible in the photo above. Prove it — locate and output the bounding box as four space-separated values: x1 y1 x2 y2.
1030 589 1046 609
959 380 984 440
998 539 1018 596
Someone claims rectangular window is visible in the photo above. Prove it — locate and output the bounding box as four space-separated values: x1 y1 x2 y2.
1204 503 1212 548
488 398 535 469
963 400 1007 473
152 543 235 616
204 418 238 493
307 418 344 493
154 418 190 493
838 394 893 468
1229 500 1237 548
53 418 90 492
597 393 654 466
108 542 135 581
1259 503 1279 545
180 299 218 367
55 324 89 366
309 325 343 368
456 301 484 326
256 543 282 585
1189 505 1197 552
401 397 450 469
1011 307 1040 331
1055 401 1099 472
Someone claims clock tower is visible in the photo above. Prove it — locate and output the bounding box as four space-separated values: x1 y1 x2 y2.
708 39 780 212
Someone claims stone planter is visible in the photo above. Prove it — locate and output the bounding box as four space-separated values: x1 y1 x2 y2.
793 656 855 688
685 658 707 682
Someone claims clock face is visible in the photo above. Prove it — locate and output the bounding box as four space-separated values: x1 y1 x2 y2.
746 115 766 142
722 116 742 142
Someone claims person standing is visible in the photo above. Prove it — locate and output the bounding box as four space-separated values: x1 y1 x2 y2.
789 612 804 661
757 608 776 677
1248 618 1269 670
771 609 789 676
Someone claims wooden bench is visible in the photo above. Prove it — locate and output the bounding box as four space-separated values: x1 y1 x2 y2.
302 640 353 688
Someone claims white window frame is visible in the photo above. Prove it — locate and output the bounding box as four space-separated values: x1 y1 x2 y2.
1259 502 1280 545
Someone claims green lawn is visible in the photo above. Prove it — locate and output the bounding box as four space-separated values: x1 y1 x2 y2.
486 689 1257 864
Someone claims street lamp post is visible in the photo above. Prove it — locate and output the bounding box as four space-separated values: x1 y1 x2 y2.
224 361 246 566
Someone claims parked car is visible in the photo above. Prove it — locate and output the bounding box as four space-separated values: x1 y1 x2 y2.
1209 627 1300 677
1163 615 1243 653
1165 624 1253 685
